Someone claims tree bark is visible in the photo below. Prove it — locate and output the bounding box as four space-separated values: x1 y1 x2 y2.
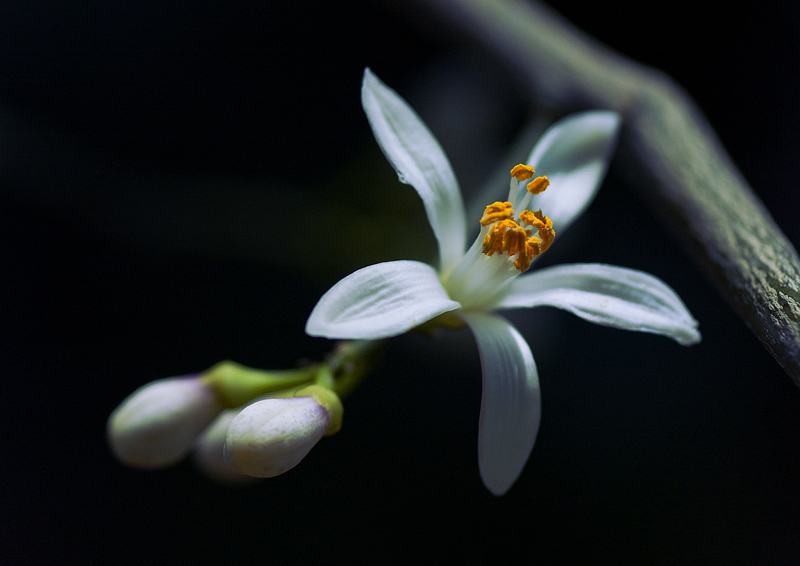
397 0 800 385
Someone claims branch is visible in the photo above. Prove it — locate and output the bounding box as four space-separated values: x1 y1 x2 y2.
397 0 800 385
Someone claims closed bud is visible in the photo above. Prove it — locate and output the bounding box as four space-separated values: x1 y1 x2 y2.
193 410 256 484
223 395 334 478
107 376 221 468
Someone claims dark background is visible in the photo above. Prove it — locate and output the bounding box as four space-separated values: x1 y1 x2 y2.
2 1 800 563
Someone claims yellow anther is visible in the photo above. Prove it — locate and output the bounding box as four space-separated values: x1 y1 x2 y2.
520 209 552 232
518 209 538 226
481 218 542 272
526 175 550 195
518 209 555 254
527 236 542 255
482 219 518 256
481 226 503 256
510 164 535 181
478 176 556 272
514 255 530 272
531 210 555 253
514 237 541 272
514 238 539 273
480 201 515 226
503 223 528 257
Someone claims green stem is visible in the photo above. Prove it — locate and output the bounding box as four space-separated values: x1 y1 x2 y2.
326 340 387 398
202 340 386 409
202 360 319 409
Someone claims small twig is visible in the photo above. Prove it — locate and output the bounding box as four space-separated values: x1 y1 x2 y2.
394 0 800 385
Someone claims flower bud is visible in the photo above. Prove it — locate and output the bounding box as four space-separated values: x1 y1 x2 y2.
107 376 221 468
193 410 256 484
223 396 332 478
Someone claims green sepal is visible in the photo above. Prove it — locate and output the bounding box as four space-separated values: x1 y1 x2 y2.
295 385 343 436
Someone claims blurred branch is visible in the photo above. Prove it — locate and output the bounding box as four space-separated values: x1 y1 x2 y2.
398 0 800 385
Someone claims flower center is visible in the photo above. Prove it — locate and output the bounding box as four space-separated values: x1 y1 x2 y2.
441 164 555 310
479 165 555 273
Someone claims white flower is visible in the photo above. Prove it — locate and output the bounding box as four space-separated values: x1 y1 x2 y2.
107 376 221 468
223 387 343 478
306 69 700 495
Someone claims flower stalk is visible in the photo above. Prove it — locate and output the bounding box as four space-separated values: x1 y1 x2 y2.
201 361 321 409
326 339 386 398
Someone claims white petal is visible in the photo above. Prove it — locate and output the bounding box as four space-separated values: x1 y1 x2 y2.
461 312 541 496
525 111 621 234
362 68 467 272
305 260 460 339
496 263 701 346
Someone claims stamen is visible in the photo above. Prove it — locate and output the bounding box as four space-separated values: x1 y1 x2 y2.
502 224 528 257
480 216 549 273
510 164 535 181
472 170 556 274
517 209 538 226
515 237 541 272
520 209 555 253
508 175 519 205
480 201 515 226
482 219 518 256
526 175 550 195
